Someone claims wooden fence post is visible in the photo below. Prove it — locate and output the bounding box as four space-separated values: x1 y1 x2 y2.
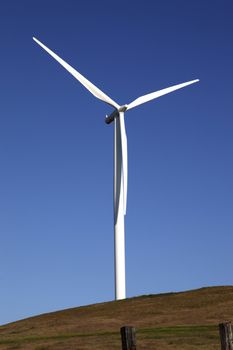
121 326 136 350
219 322 233 350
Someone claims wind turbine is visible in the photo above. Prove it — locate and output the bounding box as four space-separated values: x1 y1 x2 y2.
33 37 199 300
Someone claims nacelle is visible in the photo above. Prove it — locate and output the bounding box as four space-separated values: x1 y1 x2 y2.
105 110 118 124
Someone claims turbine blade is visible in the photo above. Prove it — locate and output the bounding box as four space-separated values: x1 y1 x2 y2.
127 79 199 110
119 112 128 215
33 37 120 109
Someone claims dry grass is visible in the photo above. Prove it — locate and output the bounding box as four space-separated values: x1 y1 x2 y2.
0 286 232 349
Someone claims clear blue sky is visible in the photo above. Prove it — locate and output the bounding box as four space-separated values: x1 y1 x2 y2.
0 0 232 325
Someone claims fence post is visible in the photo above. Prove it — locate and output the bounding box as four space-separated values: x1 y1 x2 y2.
219 322 233 350
121 326 136 350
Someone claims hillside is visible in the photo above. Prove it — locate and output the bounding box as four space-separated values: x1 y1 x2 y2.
0 286 232 349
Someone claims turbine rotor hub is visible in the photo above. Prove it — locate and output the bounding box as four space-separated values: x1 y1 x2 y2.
118 105 128 112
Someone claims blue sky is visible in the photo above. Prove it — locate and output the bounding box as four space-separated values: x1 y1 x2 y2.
0 0 233 325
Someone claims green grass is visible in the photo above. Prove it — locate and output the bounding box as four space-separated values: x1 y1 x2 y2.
0 330 119 346
140 324 217 336
0 325 219 345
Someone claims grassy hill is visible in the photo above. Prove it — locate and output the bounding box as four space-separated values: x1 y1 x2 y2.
0 286 232 349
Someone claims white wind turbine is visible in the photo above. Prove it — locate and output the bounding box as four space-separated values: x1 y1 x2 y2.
33 37 199 300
